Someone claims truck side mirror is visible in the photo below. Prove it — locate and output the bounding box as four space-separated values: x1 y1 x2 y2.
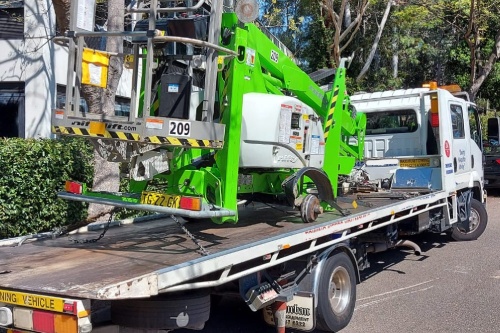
487 117 500 145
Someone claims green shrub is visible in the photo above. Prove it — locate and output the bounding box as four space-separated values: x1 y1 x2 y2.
0 137 94 238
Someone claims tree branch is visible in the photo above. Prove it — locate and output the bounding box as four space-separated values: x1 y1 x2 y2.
468 29 500 101
339 0 369 52
356 0 393 81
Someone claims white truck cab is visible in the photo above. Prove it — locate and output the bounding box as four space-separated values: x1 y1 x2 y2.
350 84 484 202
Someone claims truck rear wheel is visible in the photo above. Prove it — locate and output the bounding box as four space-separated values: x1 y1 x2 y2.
110 290 210 330
451 198 487 241
315 252 356 332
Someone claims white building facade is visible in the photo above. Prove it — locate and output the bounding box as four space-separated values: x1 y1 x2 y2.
0 0 131 138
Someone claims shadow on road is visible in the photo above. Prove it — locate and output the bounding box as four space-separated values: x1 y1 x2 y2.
360 231 452 281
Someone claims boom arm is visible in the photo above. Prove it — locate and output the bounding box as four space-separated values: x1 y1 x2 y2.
243 24 330 118
238 21 366 193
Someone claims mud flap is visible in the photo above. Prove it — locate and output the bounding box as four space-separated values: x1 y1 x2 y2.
457 189 472 232
282 167 350 216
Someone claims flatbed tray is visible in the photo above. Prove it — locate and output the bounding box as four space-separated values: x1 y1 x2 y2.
0 192 441 300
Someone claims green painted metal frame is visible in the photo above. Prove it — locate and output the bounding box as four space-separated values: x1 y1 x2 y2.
58 12 366 224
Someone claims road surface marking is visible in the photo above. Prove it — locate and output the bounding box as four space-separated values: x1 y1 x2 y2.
355 286 434 310
357 279 436 301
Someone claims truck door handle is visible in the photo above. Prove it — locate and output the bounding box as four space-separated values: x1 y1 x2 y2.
454 158 457 172
471 155 474 168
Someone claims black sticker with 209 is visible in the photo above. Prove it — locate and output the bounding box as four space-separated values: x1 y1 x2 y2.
169 121 191 136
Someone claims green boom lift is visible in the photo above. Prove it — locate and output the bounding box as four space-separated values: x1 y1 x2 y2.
53 0 366 224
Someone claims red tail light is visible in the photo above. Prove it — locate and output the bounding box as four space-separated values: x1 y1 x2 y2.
180 197 202 211
431 113 439 127
65 181 83 194
12 307 79 333
33 310 55 333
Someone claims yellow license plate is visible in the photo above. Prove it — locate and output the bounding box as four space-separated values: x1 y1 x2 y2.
399 158 430 167
141 191 180 208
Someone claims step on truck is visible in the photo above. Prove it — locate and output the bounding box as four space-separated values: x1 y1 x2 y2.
0 0 487 332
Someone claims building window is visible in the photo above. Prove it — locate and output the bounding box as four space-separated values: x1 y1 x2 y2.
0 82 25 138
0 0 24 39
57 85 89 113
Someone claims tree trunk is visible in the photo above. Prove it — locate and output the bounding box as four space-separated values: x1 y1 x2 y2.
52 0 124 221
320 0 368 67
356 0 393 82
88 0 124 221
343 1 351 29
52 0 70 32
392 26 398 79
468 30 500 101
465 0 479 92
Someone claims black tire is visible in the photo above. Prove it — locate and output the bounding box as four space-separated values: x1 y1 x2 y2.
210 293 223 309
110 290 210 330
451 198 488 241
316 252 357 332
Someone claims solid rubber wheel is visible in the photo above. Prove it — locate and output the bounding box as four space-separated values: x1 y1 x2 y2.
451 198 487 241
316 252 356 332
301 194 323 223
110 290 210 330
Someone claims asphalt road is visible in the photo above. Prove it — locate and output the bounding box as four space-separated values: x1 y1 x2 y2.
179 191 500 333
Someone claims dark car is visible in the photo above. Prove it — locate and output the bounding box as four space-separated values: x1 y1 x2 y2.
484 152 500 188
484 118 500 189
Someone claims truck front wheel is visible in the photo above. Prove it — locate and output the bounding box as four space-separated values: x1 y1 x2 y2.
315 252 356 332
451 198 487 241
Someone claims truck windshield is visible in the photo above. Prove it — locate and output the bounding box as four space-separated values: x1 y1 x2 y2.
365 109 417 135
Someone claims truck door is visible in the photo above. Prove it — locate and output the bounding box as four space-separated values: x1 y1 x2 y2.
447 98 472 189
468 103 484 180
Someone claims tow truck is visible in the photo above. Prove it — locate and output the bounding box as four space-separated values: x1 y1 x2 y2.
0 0 487 332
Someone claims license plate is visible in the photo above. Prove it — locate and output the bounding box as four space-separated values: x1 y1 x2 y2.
141 191 180 208
399 158 430 167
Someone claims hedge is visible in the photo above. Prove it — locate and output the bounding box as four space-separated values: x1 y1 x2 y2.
0 137 94 238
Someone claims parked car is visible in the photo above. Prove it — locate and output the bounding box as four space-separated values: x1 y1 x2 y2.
484 145 500 188
484 117 500 189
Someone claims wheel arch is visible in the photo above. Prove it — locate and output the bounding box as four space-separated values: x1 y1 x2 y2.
471 181 485 203
310 243 360 307
282 167 335 206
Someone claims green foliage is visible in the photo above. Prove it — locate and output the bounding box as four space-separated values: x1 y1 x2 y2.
0 137 94 238
258 0 313 65
258 0 498 109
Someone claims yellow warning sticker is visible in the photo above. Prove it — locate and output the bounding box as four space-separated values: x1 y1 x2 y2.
0 289 65 312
